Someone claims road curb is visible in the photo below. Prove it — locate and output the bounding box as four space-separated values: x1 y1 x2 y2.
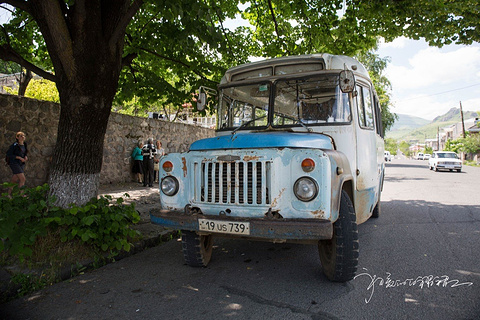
0 227 179 304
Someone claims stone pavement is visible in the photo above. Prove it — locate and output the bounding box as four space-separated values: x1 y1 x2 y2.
0 182 174 303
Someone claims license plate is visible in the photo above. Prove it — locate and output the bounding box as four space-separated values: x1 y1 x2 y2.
446 165 455 169
198 219 250 235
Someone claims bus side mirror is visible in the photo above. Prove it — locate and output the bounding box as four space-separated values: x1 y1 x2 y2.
339 70 355 93
197 92 206 111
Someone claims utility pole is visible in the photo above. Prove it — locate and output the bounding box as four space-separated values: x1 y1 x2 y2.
437 126 440 151
460 101 466 138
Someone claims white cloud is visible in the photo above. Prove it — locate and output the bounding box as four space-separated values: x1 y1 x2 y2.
386 46 480 91
379 37 408 49
392 95 454 120
382 42 480 119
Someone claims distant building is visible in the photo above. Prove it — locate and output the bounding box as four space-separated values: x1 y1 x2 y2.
467 118 480 135
409 143 425 156
148 107 216 129
0 73 20 93
437 118 476 150
425 138 439 151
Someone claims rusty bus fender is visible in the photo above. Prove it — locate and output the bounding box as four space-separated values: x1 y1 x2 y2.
323 149 354 223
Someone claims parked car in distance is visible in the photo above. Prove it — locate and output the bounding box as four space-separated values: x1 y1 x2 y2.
416 153 424 160
424 154 431 160
428 151 462 172
384 151 392 161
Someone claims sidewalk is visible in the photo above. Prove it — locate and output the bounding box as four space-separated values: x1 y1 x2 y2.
98 181 167 240
99 182 177 250
0 182 175 303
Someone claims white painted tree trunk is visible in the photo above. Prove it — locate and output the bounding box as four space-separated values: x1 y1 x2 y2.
49 171 100 208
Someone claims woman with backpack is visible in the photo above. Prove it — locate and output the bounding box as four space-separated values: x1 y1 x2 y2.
6 131 28 189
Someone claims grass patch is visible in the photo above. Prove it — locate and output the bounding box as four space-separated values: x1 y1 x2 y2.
464 160 480 167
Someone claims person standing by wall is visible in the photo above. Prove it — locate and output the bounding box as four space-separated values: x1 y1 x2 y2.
6 131 28 190
131 141 144 184
153 140 165 183
142 138 156 187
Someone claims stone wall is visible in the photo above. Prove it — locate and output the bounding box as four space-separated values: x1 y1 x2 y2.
0 94 215 187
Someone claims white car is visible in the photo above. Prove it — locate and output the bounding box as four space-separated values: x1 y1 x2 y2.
416 153 424 160
424 154 431 160
384 151 392 161
428 151 462 172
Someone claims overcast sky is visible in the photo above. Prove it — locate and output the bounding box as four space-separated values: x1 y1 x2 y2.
377 38 480 120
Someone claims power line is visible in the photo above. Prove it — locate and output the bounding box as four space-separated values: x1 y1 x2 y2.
398 83 480 102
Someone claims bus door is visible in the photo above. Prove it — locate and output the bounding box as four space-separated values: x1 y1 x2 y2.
354 83 378 222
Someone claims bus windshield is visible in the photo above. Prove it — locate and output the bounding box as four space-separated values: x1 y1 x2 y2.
218 74 351 130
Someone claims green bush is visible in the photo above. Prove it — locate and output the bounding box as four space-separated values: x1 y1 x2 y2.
0 184 55 259
0 183 140 261
46 195 140 255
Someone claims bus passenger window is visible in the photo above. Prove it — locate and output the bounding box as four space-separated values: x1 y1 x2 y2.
356 85 374 129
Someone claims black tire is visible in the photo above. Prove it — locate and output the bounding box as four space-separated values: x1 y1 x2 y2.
371 200 380 218
435 166 439 172
182 230 213 267
318 190 359 282
456 169 461 173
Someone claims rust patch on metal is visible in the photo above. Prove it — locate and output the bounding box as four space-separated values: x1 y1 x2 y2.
243 155 260 162
271 188 286 207
182 157 187 177
311 209 325 219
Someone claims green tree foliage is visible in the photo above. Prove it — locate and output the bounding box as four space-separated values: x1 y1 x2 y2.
4 78 59 102
357 51 398 134
0 7 52 79
445 134 480 154
445 138 464 154
384 138 398 155
114 0 249 114
399 141 411 157
463 134 480 154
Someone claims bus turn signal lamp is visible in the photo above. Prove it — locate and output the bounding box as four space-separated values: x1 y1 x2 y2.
301 158 315 172
163 161 173 172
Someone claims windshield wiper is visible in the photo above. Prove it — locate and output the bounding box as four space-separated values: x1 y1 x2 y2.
296 118 313 132
232 115 267 135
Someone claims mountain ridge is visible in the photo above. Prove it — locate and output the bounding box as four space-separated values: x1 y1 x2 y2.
386 108 478 141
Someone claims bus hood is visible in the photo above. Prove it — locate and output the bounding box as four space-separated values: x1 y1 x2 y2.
189 131 334 151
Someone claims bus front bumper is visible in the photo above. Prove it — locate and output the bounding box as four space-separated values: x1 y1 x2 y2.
150 208 333 242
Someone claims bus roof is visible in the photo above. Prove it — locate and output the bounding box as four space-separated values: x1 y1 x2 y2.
221 54 370 84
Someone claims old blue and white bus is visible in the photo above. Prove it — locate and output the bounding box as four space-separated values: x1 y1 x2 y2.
151 54 385 282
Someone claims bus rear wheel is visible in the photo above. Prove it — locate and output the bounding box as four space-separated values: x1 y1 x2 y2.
318 190 359 282
182 230 213 267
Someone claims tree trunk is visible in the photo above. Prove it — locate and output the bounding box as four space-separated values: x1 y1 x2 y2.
49 92 113 207
23 0 140 207
48 54 122 206
18 69 32 96
46 40 123 207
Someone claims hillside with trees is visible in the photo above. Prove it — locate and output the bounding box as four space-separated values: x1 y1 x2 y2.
387 108 478 141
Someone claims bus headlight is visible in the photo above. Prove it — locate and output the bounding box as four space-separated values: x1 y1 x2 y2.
161 176 179 196
293 177 318 202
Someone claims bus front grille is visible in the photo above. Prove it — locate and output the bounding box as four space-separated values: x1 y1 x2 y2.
194 160 271 205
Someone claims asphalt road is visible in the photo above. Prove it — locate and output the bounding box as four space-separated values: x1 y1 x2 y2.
1 158 479 320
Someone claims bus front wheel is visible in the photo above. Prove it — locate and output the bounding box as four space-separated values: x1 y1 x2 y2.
318 190 359 282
